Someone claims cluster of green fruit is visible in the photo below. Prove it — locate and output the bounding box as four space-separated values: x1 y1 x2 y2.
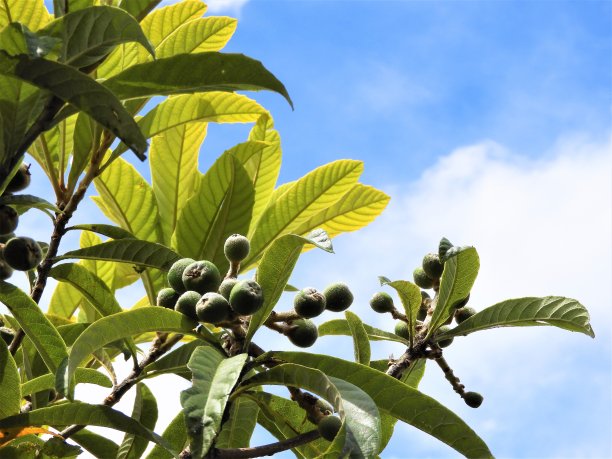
0 164 44 280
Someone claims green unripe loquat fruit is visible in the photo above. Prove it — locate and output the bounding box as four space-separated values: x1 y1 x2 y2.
413 267 434 289
394 321 410 340
452 294 470 310
3 237 42 271
167 258 195 293
318 415 342 441
463 391 484 408
294 287 326 318
196 292 231 324
422 253 444 279
287 319 318 348
182 260 221 294
218 278 238 300
455 306 476 324
224 234 250 263
5 163 31 193
229 279 264 315
323 283 353 312
174 291 201 321
0 205 18 235
435 325 454 348
157 288 180 309
370 291 394 313
0 250 13 281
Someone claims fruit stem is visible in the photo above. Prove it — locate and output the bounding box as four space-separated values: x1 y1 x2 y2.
433 352 466 397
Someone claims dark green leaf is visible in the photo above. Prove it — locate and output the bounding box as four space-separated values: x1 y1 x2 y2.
67 224 135 240
0 193 59 215
215 396 259 449
344 311 370 365
318 319 408 345
70 429 119 459
117 383 158 459
120 0 162 22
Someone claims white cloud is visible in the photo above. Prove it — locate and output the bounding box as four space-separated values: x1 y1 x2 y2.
160 0 249 15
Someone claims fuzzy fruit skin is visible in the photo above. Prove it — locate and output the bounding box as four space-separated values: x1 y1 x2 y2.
0 205 18 235
394 321 410 340
224 234 250 263
218 278 238 300
174 291 201 321
167 258 195 293
196 292 231 324
413 267 434 289
182 260 221 294
464 391 484 408
323 283 353 312
157 288 180 309
435 325 454 348
318 415 342 441
5 163 31 193
3 237 42 271
294 287 326 318
229 280 264 315
370 291 394 313
1 327 14 345
422 253 444 279
455 306 476 324
287 319 318 348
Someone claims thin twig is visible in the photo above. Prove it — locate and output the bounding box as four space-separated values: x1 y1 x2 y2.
211 430 321 458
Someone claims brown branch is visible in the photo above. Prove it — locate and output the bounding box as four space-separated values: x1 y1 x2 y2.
211 430 321 458
264 310 301 324
434 353 466 397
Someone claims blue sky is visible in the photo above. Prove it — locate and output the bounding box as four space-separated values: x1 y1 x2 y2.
21 0 612 457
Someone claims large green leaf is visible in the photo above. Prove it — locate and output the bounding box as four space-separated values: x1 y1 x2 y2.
0 52 148 159
146 412 187 459
180 347 247 458
428 247 479 336
48 281 82 318
380 279 421 345
21 368 112 396
0 193 58 215
0 338 20 419
344 311 370 365
156 16 236 57
172 152 254 274
0 281 68 373
267 352 493 459
70 429 119 459
103 52 292 107
58 307 202 399
0 0 51 31
150 122 206 244
119 0 164 22
40 6 154 68
215 396 259 449
117 383 158 459
245 230 334 347
244 160 362 268
318 319 408 345
67 223 135 240
0 402 175 455
439 296 595 339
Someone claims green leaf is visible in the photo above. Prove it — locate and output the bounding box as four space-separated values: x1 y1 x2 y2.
245 230 333 347
0 338 21 419
344 311 371 365
439 296 595 339
21 368 112 397
150 122 206 245
58 307 201 399
41 6 154 68
48 281 82 319
0 402 176 455
68 112 100 191
0 22 59 58
0 281 68 373
0 52 148 159
215 396 259 449
56 240 181 271
0 193 58 215
428 247 479 336
180 347 247 458
156 16 236 57
117 383 158 459
67 224 135 240
380 279 421 345
0 0 52 31
70 429 119 459
318 319 408 345
144 340 203 380
244 160 362 268
172 152 254 275
103 52 292 108
146 412 187 459
267 352 493 459
119 0 163 22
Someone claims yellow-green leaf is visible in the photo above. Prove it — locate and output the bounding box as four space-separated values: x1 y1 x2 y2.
0 0 51 31
156 16 236 58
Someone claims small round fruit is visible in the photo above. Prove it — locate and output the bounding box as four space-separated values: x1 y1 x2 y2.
294 287 326 318
463 391 484 408
370 291 394 313
455 306 476 324
224 234 250 263
157 288 180 309
0 251 13 281
218 278 238 300
318 415 342 441
5 163 31 193
323 283 353 312
174 291 201 320
422 253 444 279
394 321 410 340
417 307 427 321
452 294 470 310
1 327 14 345
196 292 231 324
229 280 264 315
167 258 195 293
287 319 318 348
413 267 434 289
435 325 453 348
0 205 18 235
3 237 42 271
182 260 221 294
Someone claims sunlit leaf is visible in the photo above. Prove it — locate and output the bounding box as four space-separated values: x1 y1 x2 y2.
0 0 51 31
344 311 370 365
145 411 187 459
0 338 20 419
156 16 236 57
21 368 112 397
117 383 158 459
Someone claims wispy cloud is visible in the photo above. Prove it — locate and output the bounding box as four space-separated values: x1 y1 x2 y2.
159 0 249 15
